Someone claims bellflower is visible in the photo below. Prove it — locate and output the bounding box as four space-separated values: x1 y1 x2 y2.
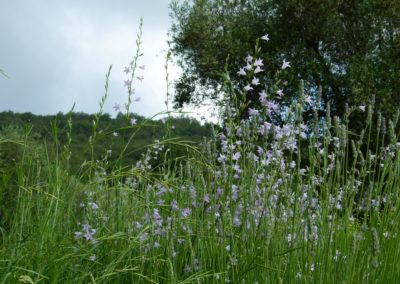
123 66 130 74
245 54 253 62
237 68 246 76
281 59 291 70
244 62 253 70
232 152 241 161
251 77 260 86
181 208 191 218
261 34 270 41
113 103 120 111
254 58 263 67
244 85 253 92
254 66 263 74
259 90 267 102
248 108 259 117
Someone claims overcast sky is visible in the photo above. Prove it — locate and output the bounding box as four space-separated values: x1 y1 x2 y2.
0 0 209 119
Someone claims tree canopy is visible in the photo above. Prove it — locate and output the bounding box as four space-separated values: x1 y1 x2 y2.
170 0 400 119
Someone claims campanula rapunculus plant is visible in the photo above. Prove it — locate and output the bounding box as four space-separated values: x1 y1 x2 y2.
1 25 400 284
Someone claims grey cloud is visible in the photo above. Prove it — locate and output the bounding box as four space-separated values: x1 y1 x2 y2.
0 0 174 116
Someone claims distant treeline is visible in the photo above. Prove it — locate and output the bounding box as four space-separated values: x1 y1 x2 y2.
0 111 213 172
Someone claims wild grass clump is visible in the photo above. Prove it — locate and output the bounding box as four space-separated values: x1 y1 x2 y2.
1 27 400 283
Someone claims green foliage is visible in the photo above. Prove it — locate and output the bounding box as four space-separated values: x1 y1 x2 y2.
0 111 212 173
170 0 400 118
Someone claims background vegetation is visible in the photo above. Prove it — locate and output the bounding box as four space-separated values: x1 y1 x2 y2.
0 111 212 173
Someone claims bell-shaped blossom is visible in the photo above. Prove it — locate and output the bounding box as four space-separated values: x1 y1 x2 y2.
244 62 253 70
248 108 259 117
113 103 120 111
251 77 260 86
123 66 130 74
261 34 270 41
281 59 291 70
237 68 246 76
244 85 253 92
254 66 263 74
232 152 241 161
181 208 191 218
259 90 267 103
254 58 264 67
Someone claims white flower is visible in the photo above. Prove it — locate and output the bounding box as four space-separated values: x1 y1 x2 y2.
113 103 120 112
88 202 99 210
248 108 259 117
217 154 227 163
276 89 284 97
244 85 253 92
244 62 253 70
131 118 137 125
254 58 263 67
281 59 291 70
254 66 263 74
232 152 241 161
245 54 253 62
259 90 267 101
261 34 270 41
251 77 260 86
359 105 366 112
237 68 246 76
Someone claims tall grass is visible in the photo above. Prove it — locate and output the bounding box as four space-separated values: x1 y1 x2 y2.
1 28 399 283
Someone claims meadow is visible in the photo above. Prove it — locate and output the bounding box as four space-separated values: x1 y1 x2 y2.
1 28 400 283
